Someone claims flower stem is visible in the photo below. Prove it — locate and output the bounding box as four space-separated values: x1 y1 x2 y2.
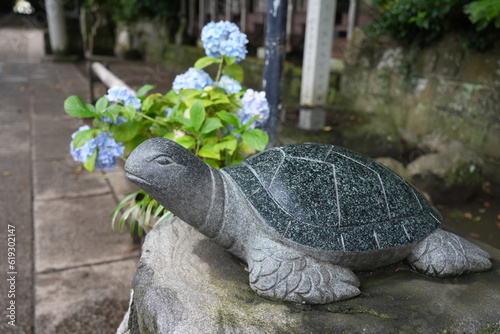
215 58 224 82
136 112 168 126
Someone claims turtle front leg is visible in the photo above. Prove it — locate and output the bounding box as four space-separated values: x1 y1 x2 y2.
407 229 492 277
247 245 360 304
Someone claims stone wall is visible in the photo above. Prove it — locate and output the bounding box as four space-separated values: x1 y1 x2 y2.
337 28 500 180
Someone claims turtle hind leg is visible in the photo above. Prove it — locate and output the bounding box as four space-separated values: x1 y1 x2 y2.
247 246 360 304
407 229 492 277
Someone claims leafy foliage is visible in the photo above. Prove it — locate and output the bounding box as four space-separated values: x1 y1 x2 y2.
82 0 180 23
464 0 500 30
64 21 270 236
366 0 500 49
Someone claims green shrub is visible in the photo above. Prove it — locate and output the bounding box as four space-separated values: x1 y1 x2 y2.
464 0 500 30
366 0 500 50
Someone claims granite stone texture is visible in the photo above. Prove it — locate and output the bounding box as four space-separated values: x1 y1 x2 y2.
224 143 441 251
119 217 500 334
125 139 491 305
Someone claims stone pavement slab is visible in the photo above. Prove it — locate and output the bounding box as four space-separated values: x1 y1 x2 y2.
35 259 137 333
0 142 33 334
0 23 140 334
34 194 140 273
32 158 111 200
0 27 41 334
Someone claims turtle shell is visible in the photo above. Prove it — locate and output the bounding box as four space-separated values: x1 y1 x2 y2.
222 143 441 252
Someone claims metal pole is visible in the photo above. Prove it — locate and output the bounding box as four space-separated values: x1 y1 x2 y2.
240 0 247 32
262 0 288 146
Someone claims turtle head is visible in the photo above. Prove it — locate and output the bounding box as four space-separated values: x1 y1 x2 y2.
125 138 221 232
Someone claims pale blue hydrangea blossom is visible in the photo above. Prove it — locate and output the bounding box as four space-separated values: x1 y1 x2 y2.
172 67 214 93
104 86 141 124
70 125 96 162
69 126 124 171
217 75 242 94
102 115 128 124
238 89 270 128
94 132 125 170
166 107 173 118
201 21 248 63
105 86 141 110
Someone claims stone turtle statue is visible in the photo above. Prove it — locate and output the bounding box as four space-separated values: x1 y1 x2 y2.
125 138 492 304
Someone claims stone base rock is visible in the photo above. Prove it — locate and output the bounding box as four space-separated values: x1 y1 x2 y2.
407 141 483 204
119 217 500 334
375 157 410 181
341 114 404 158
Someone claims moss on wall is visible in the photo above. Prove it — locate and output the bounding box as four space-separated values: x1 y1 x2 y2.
337 28 500 181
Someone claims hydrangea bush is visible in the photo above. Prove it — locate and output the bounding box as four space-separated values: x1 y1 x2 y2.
64 21 270 235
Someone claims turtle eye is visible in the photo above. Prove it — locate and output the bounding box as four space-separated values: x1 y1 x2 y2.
152 155 175 166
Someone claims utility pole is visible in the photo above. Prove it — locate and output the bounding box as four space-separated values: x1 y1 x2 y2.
262 0 288 146
45 0 69 55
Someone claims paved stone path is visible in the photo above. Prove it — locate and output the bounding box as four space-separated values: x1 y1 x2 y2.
0 24 140 333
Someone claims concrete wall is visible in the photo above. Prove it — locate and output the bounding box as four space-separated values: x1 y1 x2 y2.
337 29 500 180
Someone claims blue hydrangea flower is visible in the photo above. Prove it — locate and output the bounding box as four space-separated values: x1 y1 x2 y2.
238 89 270 128
102 116 128 124
217 75 242 94
201 21 248 63
94 131 124 170
172 67 214 93
69 126 124 171
166 107 173 118
105 86 141 110
70 125 97 163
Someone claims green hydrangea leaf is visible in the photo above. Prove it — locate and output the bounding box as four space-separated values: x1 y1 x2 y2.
111 121 139 142
242 129 269 151
64 96 97 118
216 110 241 128
124 134 148 156
136 84 155 97
198 144 220 159
122 104 138 119
214 137 237 155
104 104 121 123
72 128 97 149
165 89 180 103
163 132 176 140
211 95 230 105
186 96 213 108
202 135 218 145
240 115 260 132
95 96 109 113
194 56 221 70
223 64 244 82
204 159 221 169
223 56 237 66
227 93 243 110
83 149 97 172
201 117 223 134
175 116 192 129
189 100 206 132
174 135 196 150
